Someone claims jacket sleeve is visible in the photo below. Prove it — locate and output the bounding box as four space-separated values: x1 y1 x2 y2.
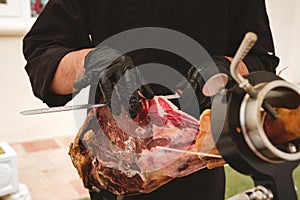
23 0 92 107
227 0 280 73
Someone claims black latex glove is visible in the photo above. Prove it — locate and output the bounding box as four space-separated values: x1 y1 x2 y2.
74 46 154 118
177 56 233 112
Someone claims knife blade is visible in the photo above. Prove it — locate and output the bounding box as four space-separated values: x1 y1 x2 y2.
20 103 108 116
20 93 181 116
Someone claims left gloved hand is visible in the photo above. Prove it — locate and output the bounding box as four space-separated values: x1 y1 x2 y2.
176 56 233 112
74 45 154 118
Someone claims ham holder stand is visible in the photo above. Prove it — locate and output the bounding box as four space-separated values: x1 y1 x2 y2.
211 32 300 200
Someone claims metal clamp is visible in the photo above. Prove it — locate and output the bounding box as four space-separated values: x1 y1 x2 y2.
228 185 273 200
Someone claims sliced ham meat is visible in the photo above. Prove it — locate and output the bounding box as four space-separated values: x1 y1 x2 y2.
196 109 226 169
69 96 223 195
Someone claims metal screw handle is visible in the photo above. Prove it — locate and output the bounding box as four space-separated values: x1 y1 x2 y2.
230 32 278 119
230 32 257 95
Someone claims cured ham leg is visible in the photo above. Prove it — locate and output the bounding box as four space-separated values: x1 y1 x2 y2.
69 91 299 196
263 106 300 145
69 96 218 195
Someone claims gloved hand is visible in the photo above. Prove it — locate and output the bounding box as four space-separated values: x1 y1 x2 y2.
176 56 233 112
74 46 154 118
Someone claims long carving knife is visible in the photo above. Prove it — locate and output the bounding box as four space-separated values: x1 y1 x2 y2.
20 103 109 116
20 93 180 116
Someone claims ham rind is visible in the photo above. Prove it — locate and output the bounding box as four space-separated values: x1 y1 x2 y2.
69 96 213 195
263 106 300 145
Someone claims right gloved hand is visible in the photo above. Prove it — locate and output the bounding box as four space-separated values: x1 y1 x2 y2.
176 56 233 113
73 46 154 118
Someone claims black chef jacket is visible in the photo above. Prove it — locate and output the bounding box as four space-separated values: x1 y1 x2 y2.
23 0 279 199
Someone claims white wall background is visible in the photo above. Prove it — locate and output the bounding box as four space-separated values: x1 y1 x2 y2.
0 36 79 143
267 0 300 83
0 1 299 143
0 0 80 143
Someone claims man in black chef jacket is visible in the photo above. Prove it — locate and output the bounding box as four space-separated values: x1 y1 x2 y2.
23 0 279 199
